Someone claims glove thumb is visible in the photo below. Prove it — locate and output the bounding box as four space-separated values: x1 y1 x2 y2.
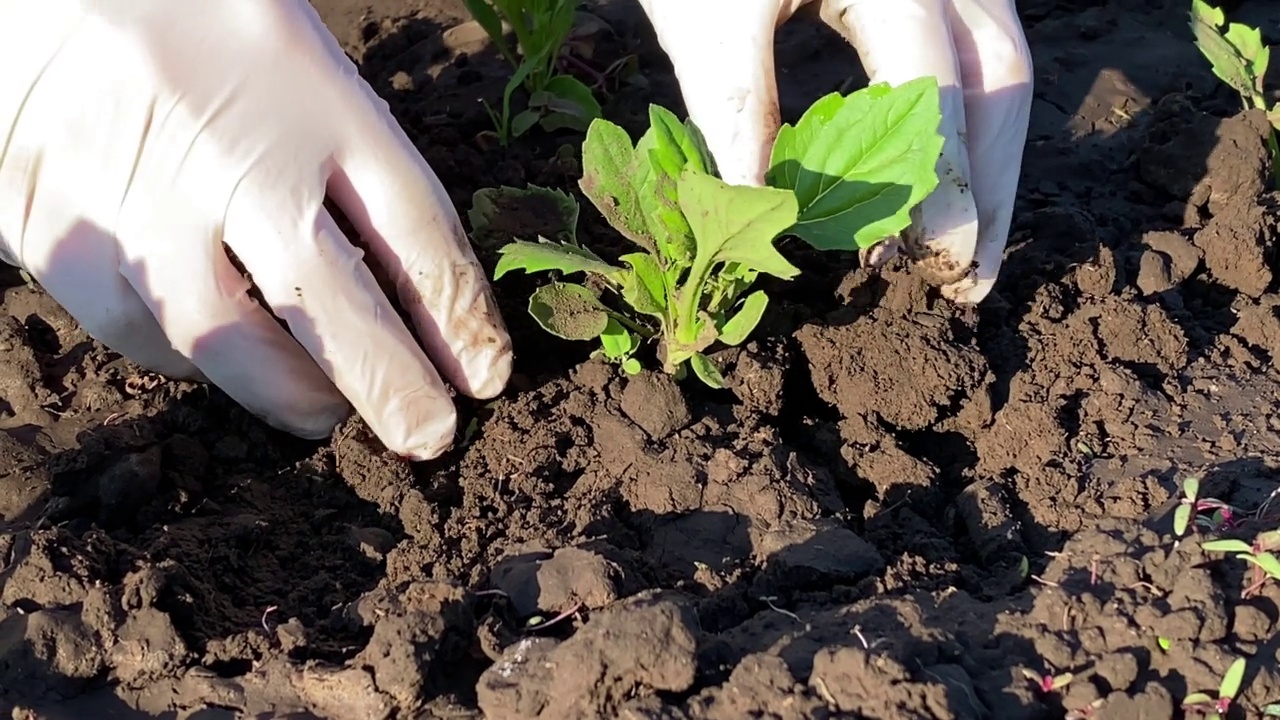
637 0 786 186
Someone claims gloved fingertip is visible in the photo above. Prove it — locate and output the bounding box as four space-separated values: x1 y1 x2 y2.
374 388 459 461
456 336 513 401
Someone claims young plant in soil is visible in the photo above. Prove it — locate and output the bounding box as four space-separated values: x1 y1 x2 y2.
475 79 943 385
463 0 602 144
1202 529 1280 597
1183 656 1247 719
1190 0 1280 186
1174 475 1238 536
481 104 803 385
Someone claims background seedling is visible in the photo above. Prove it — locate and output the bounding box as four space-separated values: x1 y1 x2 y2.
463 0 602 144
1190 0 1280 187
1202 530 1280 597
1183 656 1246 719
1175 475 1238 536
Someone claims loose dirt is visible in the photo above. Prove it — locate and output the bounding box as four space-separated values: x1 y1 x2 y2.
4 1 1280 718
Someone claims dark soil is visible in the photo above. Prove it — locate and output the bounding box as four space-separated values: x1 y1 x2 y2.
5 1 1280 718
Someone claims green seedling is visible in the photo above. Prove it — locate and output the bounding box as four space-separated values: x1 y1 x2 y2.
1183 656 1246 719
463 0 602 144
1203 529 1280 597
1190 0 1280 187
481 104 801 385
765 75 945 251
478 79 943 384
1174 475 1238 536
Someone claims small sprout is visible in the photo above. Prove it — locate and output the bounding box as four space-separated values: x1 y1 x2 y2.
1263 703 1280 716
1175 475 1201 536
1183 656 1247 719
1172 474 1239 536
463 0 602 144
1022 667 1074 693
1158 636 1172 652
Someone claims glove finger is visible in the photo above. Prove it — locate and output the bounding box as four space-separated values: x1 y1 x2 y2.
637 0 785 186
223 196 461 461
115 200 351 440
827 0 981 284
939 0 1033 303
291 1 510 402
23 224 201 382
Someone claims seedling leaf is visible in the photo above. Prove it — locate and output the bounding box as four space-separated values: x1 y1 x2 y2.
1191 0 1260 102
1183 475 1201 500
1174 504 1192 536
1220 657 1246 699
533 74 602 132
718 290 769 346
620 253 668 317
677 170 801 281
1202 539 1254 553
1184 692 1215 705
599 318 635 359
579 120 653 250
766 76 944 250
1243 551 1280 578
528 282 610 340
494 239 621 280
690 352 725 389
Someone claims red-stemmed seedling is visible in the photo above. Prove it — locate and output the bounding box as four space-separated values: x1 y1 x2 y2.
1183 656 1246 719
1174 475 1239 537
1203 530 1280 597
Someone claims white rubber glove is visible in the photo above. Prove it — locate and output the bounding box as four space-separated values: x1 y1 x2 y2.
636 0 1034 303
0 1 512 460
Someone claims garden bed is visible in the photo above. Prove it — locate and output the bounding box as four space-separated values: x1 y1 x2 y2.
3 0 1280 717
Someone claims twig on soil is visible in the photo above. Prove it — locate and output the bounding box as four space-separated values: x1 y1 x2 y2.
851 624 886 650
261 605 278 634
812 676 839 706
759 596 809 631
1030 574 1060 587
1126 581 1165 596
525 601 582 632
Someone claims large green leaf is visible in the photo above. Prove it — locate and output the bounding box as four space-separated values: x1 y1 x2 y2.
766 76 944 250
578 119 653 251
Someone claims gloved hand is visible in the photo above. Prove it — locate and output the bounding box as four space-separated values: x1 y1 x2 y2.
0 1 512 460
637 0 1034 303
